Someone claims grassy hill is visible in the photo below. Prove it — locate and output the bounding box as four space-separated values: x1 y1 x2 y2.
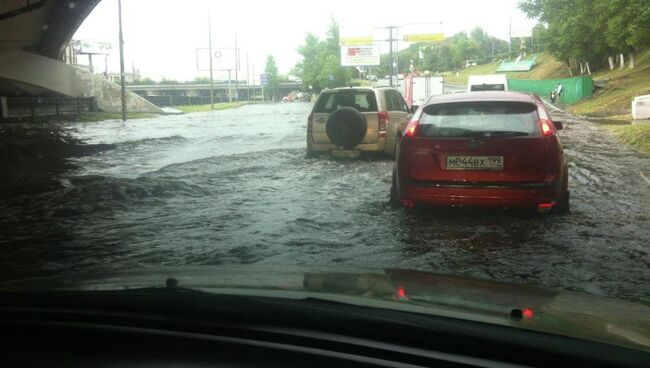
442 53 570 84
443 51 650 119
570 50 650 118
441 51 650 153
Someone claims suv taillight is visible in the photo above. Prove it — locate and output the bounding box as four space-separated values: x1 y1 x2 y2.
378 111 389 137
537 104 555 136
404 119 419 138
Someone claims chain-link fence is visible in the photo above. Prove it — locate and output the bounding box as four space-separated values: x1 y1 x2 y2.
1 97 97 122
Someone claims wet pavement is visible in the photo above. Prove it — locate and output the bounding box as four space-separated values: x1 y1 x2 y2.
1 103 649 303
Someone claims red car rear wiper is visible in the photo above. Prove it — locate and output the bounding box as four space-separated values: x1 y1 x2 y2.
471 131 530 138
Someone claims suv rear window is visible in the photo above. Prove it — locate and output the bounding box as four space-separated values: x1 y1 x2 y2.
314 91 378 113
419 101 539 138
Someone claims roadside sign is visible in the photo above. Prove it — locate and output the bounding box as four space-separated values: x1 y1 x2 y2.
403 33 445 43
72 40 112 55
340 45 381 66
260 73 268 85
328 75 335 81
340 36 374 46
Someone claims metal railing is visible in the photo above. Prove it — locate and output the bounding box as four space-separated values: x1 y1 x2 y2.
444 82 467 92
143 95 232 107
0 96 98 121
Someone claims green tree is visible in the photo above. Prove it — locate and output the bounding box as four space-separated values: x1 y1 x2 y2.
264 55 279 101
519 0 650 73
294 17 351 92
599 0 650 67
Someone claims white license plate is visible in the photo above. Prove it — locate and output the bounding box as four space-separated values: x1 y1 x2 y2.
331 149 360 159
446 156 504 170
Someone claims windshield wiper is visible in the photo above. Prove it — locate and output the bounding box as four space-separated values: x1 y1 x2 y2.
471 131 529 138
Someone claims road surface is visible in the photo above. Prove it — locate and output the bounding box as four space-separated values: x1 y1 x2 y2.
0 103 648 303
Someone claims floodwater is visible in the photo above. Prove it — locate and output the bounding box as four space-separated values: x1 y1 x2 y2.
1 103 649 303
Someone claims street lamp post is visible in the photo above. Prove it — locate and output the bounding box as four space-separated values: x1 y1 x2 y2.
117 0 127 122
208 12 215 110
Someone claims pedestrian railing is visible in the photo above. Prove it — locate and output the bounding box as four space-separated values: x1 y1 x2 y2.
444 82 467 92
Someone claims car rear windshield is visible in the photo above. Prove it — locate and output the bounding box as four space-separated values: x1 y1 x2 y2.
470 84 506 91
314 91 378 113
419 101 539 138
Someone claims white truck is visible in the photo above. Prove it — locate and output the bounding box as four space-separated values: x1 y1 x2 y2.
467 74 508 92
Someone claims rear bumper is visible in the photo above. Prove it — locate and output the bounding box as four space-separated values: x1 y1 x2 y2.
399 179 560 208
311 137 386 152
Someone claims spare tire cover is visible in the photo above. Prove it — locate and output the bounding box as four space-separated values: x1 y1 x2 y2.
325 107 368 149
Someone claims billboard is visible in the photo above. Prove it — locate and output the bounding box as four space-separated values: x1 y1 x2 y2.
401 23 445 43
72 40 112 55
196 48 238 71
340 36 374 46
403 33 445 42
341 45 380 66
339 26 374 46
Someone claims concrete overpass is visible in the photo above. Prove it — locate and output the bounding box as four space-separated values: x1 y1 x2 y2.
0 0 161 113
126 82 305 106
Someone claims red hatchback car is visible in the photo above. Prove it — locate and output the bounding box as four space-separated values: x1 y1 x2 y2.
391 91 569 213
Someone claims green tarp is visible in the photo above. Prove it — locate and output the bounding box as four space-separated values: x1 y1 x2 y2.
497 57 537 72
508 76 594 104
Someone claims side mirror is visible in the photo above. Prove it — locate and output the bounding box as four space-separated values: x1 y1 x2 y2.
553 121 564 130
410 105 419 113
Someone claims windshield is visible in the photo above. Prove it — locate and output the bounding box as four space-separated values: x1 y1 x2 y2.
1 0 649 354
419 101 539 137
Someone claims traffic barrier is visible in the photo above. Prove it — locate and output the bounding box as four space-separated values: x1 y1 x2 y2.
632 94 650 120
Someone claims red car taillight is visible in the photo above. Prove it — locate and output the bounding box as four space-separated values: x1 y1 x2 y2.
378 111 388 137
404 119 419 138
537 104 555 136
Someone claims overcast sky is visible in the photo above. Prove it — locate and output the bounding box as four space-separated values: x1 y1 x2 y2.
73 0 535 82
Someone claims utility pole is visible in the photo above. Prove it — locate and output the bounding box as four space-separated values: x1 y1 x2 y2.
234 33 239 102
252 64 256 101
246 52 250 101
508 15 512 60
394 27 399 86
491 40 495 62
388 26 394 87
227 70 232 103
117 0 127 122
208 11 214 110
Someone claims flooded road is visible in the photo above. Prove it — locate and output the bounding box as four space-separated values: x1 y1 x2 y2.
1 103 649 303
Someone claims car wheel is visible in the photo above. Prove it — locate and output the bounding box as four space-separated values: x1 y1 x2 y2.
390 170 400 206
555 190 570 214
306 127 315 158
306 139 315 158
